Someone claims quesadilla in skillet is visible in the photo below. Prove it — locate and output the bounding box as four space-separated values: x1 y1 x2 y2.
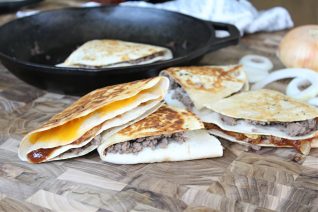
203 89 318 154
160 65 248 111
57 39 173 68
18 76 169 163
98 105 223 164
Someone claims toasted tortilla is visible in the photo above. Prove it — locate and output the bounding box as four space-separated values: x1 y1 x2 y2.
46 100 162 162
209 89 318 122
161 65 248 110
18 76 169 163
197 108 318 140
202 89 318 154
102 130 223 164
57 39 173 68
98 105 223 164
199 90 318 139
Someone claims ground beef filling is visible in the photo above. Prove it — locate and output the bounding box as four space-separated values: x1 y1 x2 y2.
128 51 166 64
162 72 194 110
104 132 187 155
219 114 318 137
78 51 166 68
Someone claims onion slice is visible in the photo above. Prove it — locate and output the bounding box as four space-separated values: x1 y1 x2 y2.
308 97 318 107
286 77 310 98
252 68 318 101
239 55 273 83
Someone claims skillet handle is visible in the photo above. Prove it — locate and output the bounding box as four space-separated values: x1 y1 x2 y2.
205 21 240 52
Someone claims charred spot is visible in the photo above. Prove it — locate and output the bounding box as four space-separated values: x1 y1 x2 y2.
174 119 184 125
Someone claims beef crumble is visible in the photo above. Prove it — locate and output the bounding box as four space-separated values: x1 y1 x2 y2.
76 51 166 68
171 86 194 110
219 114 318 137
128 51 165 64
161 72 194 110
104 132 187 155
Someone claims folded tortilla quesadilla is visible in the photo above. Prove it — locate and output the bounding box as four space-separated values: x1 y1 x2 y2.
18 76 169 163
57 39 173 68
160 65 248 111
202 89 318 154
98 105 223 164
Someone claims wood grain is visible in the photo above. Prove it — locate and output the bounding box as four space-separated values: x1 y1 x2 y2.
0 1 317 211
27 190 98 211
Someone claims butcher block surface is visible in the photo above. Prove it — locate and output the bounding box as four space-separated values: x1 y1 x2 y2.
0 1 318 211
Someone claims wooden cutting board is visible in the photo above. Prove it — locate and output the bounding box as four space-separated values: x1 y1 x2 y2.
0 2 317 211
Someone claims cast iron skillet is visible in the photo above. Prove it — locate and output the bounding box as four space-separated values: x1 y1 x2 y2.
0 0 43 12
0 6 240 95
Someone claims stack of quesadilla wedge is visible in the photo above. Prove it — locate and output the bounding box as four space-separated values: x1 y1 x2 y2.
161 65 248 111
203 89 318 154
57 39 173 68
18 76 169 163
98 105 223 164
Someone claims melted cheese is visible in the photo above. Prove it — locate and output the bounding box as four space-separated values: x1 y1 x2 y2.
29 117 86 145
29 89 150 145
96 94 138 117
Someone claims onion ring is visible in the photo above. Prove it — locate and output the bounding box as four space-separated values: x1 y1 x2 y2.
252 68 318 101
286 77 310 98
239 55 273 83
308 98 318 107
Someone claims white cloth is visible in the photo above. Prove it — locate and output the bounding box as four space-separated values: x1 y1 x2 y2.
16 2 102 18
121 0 294 35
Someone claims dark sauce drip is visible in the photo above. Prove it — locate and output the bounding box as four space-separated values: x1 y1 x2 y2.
27 147 58 164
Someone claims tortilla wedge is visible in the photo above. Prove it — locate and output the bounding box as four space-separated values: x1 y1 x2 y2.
161 65 248 110
57 39 173 68
203 89 318 154
98 105 223 164
18 76 169 163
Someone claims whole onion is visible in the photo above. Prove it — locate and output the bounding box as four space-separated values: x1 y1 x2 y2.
278 25 318 72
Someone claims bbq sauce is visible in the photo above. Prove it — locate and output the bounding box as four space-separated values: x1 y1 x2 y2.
27 147 58 163
204 123 312 153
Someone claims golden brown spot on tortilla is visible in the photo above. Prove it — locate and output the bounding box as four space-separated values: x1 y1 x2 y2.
120 105 186 137
147 48 156 54
82 55 95 61
212 90 318 122
121 55 130 61
166 65 243 92
108 40 119 45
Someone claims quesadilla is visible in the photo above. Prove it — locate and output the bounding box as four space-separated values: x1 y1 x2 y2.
98 105 223 164
18 76 169 163
160 65 248 111
202 89 318 154
57 39 173 68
